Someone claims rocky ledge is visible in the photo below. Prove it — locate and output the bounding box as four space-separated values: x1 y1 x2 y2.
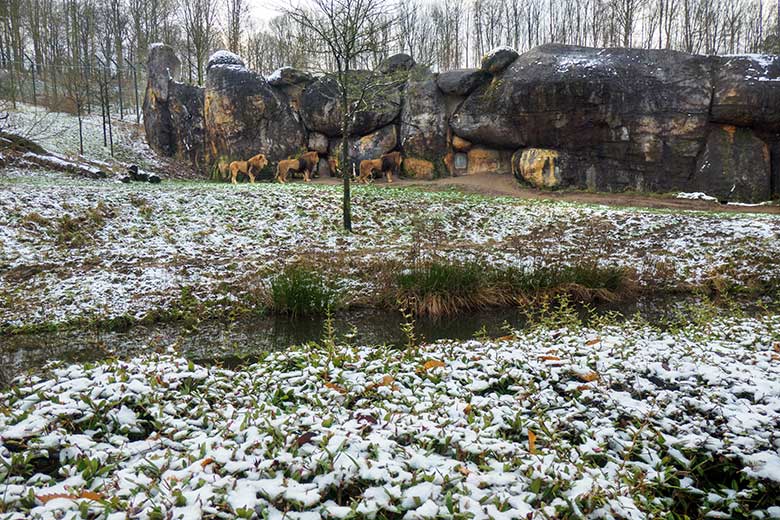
144 44 780 202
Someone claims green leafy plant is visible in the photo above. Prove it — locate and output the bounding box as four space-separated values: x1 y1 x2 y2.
270 265 339 317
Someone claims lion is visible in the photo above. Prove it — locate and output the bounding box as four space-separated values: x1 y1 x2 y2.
358 151 402 184
327 156 339 176
230 153 268 184
276 150 319 183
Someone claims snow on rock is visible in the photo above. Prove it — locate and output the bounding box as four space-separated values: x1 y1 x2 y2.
724 54 780 82
207 50 246 70
1 315 780 518
677 191 719 201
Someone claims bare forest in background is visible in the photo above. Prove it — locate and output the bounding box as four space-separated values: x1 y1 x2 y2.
1 0 780 118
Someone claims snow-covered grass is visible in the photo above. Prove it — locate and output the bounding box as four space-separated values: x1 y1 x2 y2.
1 314 779 519
1 170 779 331
4 103 162 172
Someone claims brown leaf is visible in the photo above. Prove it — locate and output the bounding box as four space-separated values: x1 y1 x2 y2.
464 404 473 415
577 371 599 383
366 375 399 392
528 429 537 455
496 335 515 342
356 414 377 424
774 342 780 353
38 491 104 504
79 491 104 502
325 382 347 394
538 355 561 362
585 338 601 346
200 457 216 469
295 431 317 447
422 360 446 371
457 465 471 476
37 493 77 504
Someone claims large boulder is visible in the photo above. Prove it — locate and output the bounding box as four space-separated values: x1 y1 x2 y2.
207 50 245 70
711 54 780 132
168 81 206 170
693 125 771 202
328 125 397 164
512 148 576 189
481 46 519 75
147 44 181 102
267 67 314 115
143 44 182 156
308 132 329 154
378 53 415 74
400 71 449 178
437 68 491 96
299 73 401 137
769 137 780 198
452 44 713 193
204 58 305 179
466 147 513 175
267 66 314 87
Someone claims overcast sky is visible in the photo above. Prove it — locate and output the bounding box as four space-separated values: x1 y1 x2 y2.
246 1 284 24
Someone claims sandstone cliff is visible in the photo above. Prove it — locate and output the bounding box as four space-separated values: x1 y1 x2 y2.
143 44 780 202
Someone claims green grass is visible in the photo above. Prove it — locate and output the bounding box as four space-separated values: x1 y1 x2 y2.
396 261 634 317
269 266 339 318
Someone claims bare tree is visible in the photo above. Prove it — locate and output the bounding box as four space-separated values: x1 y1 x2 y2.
224 0 248 54
180 0 218 85
283 0 400 232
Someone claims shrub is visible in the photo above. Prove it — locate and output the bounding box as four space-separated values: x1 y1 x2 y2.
270 266 338 317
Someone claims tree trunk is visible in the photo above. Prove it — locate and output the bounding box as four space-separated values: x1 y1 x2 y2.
340 70 352 232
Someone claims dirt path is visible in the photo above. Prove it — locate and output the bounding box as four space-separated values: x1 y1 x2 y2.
311 173 780 215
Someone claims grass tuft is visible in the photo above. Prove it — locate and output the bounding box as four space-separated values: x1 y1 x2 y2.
396 261 634 317
270 265 338 318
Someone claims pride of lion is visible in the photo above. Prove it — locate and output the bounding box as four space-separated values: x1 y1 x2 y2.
226 150 401 184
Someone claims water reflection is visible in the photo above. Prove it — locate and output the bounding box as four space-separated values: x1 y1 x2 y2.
0 296 746 386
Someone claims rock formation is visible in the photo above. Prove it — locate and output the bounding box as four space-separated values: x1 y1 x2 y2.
204 51 305 180
144 43 780 202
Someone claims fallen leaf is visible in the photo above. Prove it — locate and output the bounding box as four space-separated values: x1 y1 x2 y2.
38 491 104 504
577 371 599 382
356 413 377 424
325 382 347 394
528 429 537 455
423 360 446 371
200 457 215 469
585 338 601 346
457 465 471 476
496 335 514 342
538 355 561 361
774 342 780 353
367 375 396 390
79 491 103 501
37 494 76 504
464 404 472 415
295 431 317 447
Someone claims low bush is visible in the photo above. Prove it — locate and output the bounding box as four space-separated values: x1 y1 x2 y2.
270 265 338 317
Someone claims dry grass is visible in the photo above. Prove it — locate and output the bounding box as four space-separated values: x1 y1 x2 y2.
395 260 635 318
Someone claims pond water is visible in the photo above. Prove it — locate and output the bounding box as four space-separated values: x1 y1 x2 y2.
0 296 742 387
